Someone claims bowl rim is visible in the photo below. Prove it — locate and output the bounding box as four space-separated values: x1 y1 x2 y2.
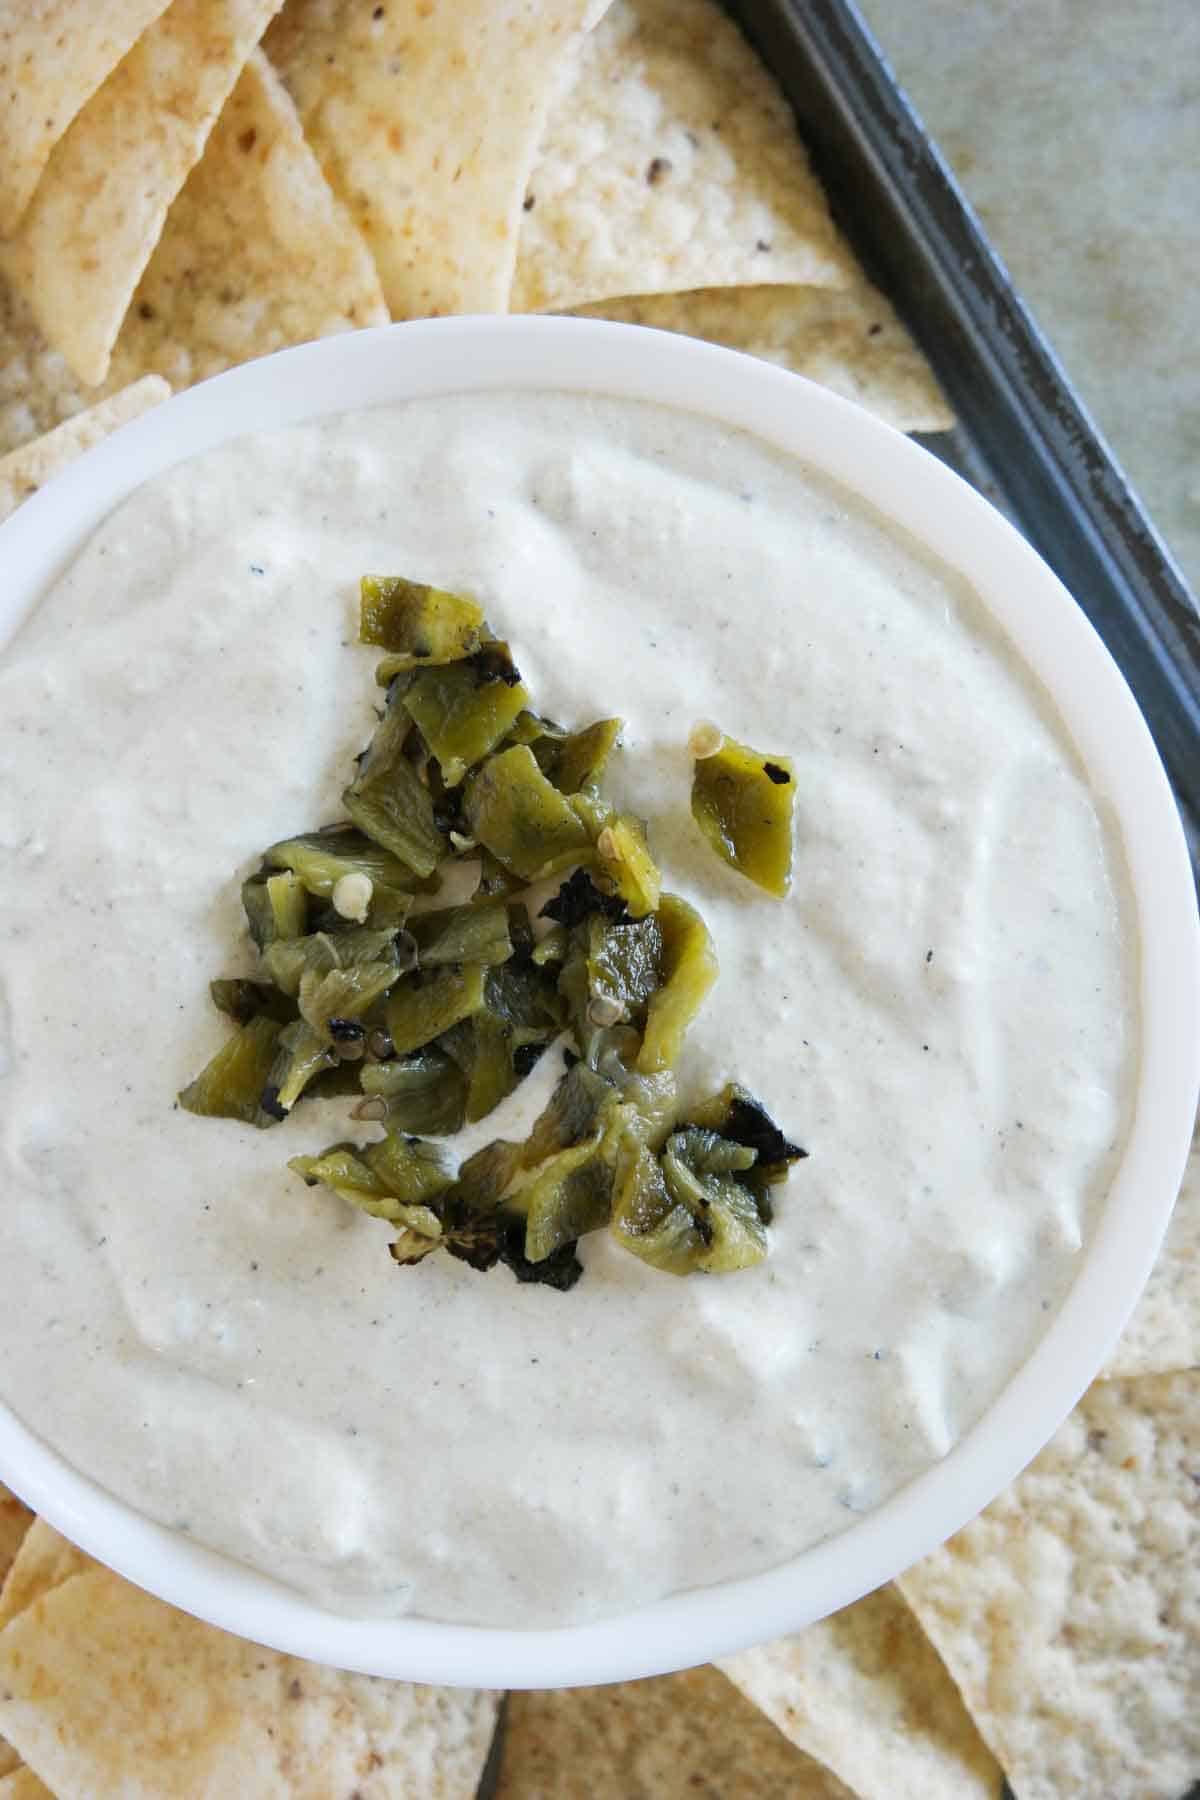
1 315 1197 1688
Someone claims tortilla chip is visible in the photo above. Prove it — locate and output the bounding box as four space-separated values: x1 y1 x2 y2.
718 1586 1003 1799
0 277 92 456
0 1496 37 1785
512 0 851 314
0 0 284 386
0 1491 32 1595
0 1 175 234
265 0 602 319
0 1566 500 1799
899 1370 1200 1800
0 1768 54 1800
0 1518 94 1634
107 50 387 392
571 281 954 434
497 1665 854 1798
1103 1115 1198 1378
0 376 168 521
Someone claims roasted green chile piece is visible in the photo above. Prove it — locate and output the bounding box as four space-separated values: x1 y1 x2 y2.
178 1015 284 1126
596 815 660 919
209 978 295 1027
297 961 400 1036
407 898 514 967
359 576 484 665
517 1135 616 1262
242 869 307 949
585 913 663 1021
433 958 561 1127
522 1062 620 1166
386 962 488 1057
402 650 531 787
691 734 797 897
343 754 446 880
619 1069 679 1150
359 1047 468 1134
683 1081 807 1183
262 927 403 997
265 1019 337 1114
263 828 417 924
532 717 623 794
290 1137 451 1227
611 1127 769 1275
464 745 593 879
636 894 718 1074
610 1141 694 1274
476 847 524 898
662 1129 770 1271
342 687 447 878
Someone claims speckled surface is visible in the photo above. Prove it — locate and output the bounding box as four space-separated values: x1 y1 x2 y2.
858 0 1200 597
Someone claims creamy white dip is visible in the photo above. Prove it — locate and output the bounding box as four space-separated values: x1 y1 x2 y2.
0 393 1134 1626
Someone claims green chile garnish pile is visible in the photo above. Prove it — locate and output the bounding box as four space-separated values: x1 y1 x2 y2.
181 576 805 1290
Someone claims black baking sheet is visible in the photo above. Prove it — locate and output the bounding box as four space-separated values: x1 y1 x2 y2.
726 0 1200 875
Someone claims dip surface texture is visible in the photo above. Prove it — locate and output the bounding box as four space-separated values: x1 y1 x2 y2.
0 393 1134 1625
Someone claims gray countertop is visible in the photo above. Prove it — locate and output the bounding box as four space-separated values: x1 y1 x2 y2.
858 0 1200 597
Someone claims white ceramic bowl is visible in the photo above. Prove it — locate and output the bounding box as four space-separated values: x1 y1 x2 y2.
2 318 1197 1688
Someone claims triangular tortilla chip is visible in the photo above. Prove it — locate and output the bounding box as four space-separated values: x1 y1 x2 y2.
571 281 953 433
0 1 175 234
0 1767 54 1800
0 376 168 521
0 1493 36 1784
0 276 92 456
108 50 387 392
512 0 851 313
0 0 283 386
0 1567 500 1800
266 0 604 319
0 46 381 454
497 1665 855 1798
1102 1117 1198 1377
0 1517 94 1632
899 1370 1200 1800
718 1586 1003 1800
0 1488 32 1592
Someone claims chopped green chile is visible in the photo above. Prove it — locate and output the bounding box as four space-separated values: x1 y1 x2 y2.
297 960 399 1036
179 1015 283 1126
209 978 295 1027
596 814 660 918
683 1081 807 1182
407 898 514 967
637 895 718 1074
464 745 593 878
585 913 663 1021
532 716 623 793
262 927 402 998
612 1127 769 1275
343 689 447 877
343 755 447 880
359 1048 468 1135
476 847 524 897
522 1062 620 1166
386 962 487 1056
691 734 797 897
242 869 307 949
517 1135 615 1262
359 576 484 665
267 1018 338 1113
531 924 568 967
188 577 806 1290
402 652 530 787
263 828 417 924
